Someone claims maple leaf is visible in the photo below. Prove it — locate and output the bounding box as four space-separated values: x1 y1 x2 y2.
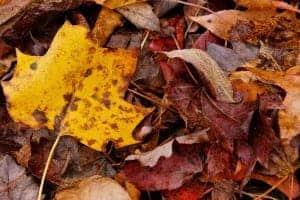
1 22 152 151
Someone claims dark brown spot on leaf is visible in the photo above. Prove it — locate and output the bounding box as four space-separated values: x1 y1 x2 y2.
30 62 38 70
32 110 48 124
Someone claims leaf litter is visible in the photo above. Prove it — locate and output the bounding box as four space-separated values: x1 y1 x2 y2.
0 0 299 200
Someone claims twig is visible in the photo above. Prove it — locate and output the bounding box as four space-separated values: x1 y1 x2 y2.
140 30 150 50
254 175 289 200
37 132 62 200
166 0 214 14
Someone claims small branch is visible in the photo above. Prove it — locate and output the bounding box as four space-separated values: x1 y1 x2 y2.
37 132 63 200
254 175 289 200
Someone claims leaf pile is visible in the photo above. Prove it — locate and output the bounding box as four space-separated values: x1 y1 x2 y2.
0 0 299 200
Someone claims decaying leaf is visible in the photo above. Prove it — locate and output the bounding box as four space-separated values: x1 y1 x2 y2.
92 7 123 47
152 0 178 17
126 129 208 167
117 3 160 32
91 0 146 9
2 22 152 151
247 66 300 141
162 49 235 103
0 154 39 200
54 175 131 200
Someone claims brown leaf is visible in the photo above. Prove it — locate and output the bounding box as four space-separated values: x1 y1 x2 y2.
247 66 300 141
54 175 131 200
0 154 39 200
92 7 123 47
117 3 160 31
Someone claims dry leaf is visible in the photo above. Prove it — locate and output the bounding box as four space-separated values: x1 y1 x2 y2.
152 0 178 17
91 0 146 9
162 49 235 103
126 129 208 167
92 7 123 47
2 22 151 151
0 154 39 200
54 175 131 200
247 66 300 141
190 10 281 42
117 3 160 31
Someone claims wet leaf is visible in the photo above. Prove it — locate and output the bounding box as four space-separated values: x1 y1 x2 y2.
0 154 39 200
54 175 131 200
117 3 160 31
2 22 152 151
162 49 235 103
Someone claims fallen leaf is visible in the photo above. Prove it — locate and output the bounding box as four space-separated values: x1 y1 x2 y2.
120 142 204 190
91 0 146 9
0 154 39 200
162 180 212 200
2 22 152 151
54 175 131 200
206 43 245 72
162 49 235 103
247 66 300 141
117 3 160 32
0 0 83 46
92 7 123 46
152 0 178 17
125 129 208 167
193 30 224 50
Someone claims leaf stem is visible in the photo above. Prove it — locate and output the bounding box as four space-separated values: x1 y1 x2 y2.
37 132 63 200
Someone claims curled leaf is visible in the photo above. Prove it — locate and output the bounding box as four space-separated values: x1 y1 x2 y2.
162 49 235 103
126 129 208 167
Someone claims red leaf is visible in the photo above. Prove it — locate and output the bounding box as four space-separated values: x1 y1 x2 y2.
120 143 203 191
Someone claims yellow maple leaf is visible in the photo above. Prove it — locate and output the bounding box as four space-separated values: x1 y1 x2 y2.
2 21 151 151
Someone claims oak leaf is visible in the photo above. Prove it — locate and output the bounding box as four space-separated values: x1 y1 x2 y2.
2 22 151 151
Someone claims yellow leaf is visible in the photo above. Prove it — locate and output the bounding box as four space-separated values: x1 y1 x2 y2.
92 7 123 47
2 22 151 151
92 0 146 9
247 66 300 141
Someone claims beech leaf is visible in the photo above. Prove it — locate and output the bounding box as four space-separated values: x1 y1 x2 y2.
1 22 152 151
162 49 235 103
91 0 146 9
117 3 160 31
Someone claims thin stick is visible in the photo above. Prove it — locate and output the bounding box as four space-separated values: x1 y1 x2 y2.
254 175 289 200
140 30 150 50
166 0 214 14
37 132 63 200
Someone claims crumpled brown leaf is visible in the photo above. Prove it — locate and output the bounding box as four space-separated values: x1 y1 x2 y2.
54 175 131 200
0 154 39 200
